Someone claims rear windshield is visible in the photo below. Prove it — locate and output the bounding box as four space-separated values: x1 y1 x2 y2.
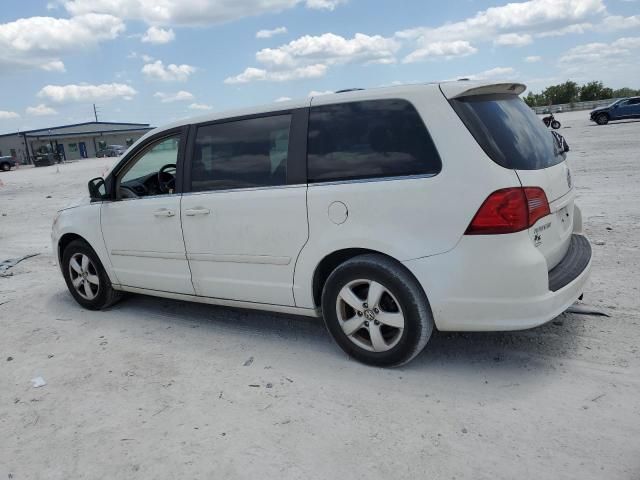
450 94 563 170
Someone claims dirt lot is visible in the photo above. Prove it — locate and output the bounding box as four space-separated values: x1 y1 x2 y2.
1 111 639 479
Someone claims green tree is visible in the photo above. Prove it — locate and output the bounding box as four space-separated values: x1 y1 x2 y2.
612 87 640 98
579 81 606 101
542 81 579 105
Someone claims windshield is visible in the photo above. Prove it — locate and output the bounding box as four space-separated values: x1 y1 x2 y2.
450 93 563 170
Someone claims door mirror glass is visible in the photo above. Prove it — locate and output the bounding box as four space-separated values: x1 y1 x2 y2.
88 177 107 201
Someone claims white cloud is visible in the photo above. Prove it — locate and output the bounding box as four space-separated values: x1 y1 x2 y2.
189 103 213 110
494 33 533 47
275 96 293 102
455 67 518 81
154 90 194 103
38 83 138 103
398 0 605 60
601 15 640 30
0 111 20 120
256 33 400 68
525 55 542 62
536 22 593 37
308 90 333 97
64 0 345 26
225 64 327 84
142 26 175 44
229 32 398 83
0 13 124 73
305 0 345 10
41 60 66 72
402 40 477 63
142 60 196 82
560 36 640 63
26 104 57 116
256 27 287 39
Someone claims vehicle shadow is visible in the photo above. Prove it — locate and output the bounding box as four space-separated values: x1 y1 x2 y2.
100 292 584 375
588 119 640 126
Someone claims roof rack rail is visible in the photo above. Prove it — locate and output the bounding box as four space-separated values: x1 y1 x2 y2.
335 88 365 93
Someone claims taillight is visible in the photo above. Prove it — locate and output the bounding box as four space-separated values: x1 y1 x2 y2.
465 187 550 235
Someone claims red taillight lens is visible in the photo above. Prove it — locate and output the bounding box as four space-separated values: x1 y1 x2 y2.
465 187 550 235
523 187 551 226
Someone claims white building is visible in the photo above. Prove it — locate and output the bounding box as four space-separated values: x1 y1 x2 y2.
0 121 153 164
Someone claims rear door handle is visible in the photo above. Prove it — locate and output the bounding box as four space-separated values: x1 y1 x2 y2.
153 208 176 217
184 207 211 216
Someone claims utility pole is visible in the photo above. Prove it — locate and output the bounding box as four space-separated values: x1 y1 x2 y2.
93 103 99 122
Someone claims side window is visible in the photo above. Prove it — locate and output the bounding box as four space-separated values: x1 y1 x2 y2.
307 99 441 183
190 114 291 192
119 135 181 197
627 98 640 105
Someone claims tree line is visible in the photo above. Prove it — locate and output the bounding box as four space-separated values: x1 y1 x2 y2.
524 81 640 107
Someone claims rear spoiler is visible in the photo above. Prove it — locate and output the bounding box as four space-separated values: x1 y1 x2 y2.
440 82 527 99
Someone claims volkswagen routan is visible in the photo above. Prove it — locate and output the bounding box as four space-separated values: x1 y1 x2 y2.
52 81 592 366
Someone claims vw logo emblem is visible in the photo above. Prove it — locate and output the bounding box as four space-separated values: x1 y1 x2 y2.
567 168 572 189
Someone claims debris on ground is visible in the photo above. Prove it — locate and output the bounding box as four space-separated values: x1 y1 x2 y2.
243 356 254 367
31 377 47 388
0 253 40 276
566 305 611 317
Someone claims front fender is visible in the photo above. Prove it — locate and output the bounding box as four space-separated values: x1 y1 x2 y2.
52 203 119 285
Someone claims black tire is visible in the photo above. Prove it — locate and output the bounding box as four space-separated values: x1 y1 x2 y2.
596 113 609 125
0 162 10 171
321 254 434 367
551 120 561 129
61 239 123 310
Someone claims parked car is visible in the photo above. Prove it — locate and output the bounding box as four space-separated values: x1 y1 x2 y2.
33 146 60 167
52 81 592 367
96 145 126 157
590 97 640 125
0 155 18 171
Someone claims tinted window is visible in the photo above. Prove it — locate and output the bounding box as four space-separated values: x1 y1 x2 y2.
191 115 291 192
307 99 441 182
451 94 563 170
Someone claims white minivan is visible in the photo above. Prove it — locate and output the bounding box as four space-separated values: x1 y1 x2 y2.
52 81 592 366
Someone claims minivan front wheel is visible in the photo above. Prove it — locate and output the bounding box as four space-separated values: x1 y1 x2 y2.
61 239 122 310
322 254 433 367
596 113 609 125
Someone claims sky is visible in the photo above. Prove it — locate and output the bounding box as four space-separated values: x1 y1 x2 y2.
0 0 638 133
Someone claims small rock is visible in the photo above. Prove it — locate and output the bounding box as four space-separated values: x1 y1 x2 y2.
46 195 52 198
462 428 468 434
553 320 563 326
248 384 260 388
6 356 13 361
594 240 606 246
243 356 254 367
266 383 273 389
48 354 54 359
606 227 612 231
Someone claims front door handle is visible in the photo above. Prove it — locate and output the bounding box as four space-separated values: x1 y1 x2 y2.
184 207 211 216
153 208 176 217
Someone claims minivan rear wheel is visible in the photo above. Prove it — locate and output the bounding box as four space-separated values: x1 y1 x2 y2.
61 239 122 310
321 254 433 367
596 113 609 125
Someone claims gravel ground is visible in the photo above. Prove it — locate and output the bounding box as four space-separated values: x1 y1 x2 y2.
1 111 639 479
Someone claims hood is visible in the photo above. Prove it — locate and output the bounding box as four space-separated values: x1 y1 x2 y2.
591 106 608 114
59 195 92 211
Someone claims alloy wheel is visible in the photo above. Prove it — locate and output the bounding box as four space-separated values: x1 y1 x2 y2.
335 279 405 352
68 253 100 300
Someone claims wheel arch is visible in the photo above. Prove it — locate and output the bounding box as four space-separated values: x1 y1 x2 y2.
57 233 88 264
311 248 425 308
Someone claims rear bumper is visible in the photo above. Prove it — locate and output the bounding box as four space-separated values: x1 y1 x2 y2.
403 232 592 332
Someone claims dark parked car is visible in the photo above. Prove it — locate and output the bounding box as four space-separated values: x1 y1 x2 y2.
590 97 640 125
0 156 18 171
96 145 126 157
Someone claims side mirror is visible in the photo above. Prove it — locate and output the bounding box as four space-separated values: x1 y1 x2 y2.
88 177 107 201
